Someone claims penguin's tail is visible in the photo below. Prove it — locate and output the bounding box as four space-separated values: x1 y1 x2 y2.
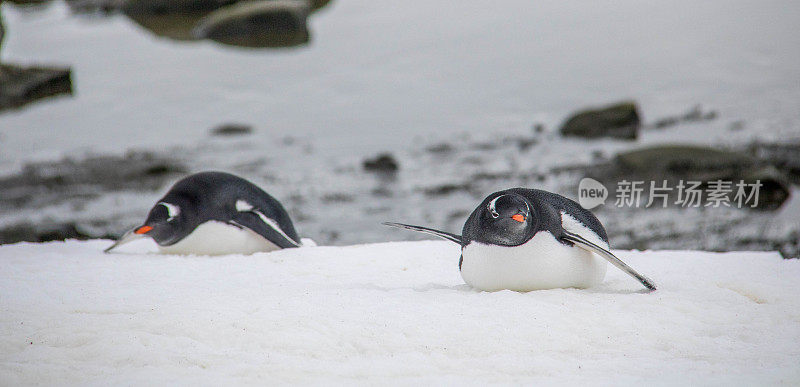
382 222 463 244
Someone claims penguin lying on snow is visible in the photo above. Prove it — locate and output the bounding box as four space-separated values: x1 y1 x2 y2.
105 171 302 255
385 188 656 292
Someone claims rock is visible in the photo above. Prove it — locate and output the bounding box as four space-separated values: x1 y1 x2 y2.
590 145 791 210
65 0 128 14
211 123 252 136
4 0 53 5
0 64 73 112
748 141 800 184
560 101 640 140
194 1 310 48
0 151 186 212
121 0 237 40
613 145 753 177
122 0 237 15
310 0 331 10
363 153 399 173
0 222 106 244
125 13 210 40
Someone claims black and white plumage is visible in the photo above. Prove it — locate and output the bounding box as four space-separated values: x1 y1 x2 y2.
385 188 656 291
104 171 301 255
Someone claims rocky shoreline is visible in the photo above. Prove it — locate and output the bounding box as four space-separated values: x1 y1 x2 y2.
0 117 796 257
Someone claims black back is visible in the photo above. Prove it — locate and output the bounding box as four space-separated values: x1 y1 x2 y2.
146 171 299 246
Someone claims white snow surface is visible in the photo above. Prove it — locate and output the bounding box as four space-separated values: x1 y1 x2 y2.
1 241 799 385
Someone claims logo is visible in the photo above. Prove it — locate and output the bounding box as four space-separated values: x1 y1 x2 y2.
578 178 608 209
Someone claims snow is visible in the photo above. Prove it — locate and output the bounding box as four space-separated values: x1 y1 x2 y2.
1 240 799 385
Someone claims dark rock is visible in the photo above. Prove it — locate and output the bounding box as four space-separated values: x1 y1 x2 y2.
211 123 252 136
0 64 73 112
122 0 237 15
0 151 186 212
5 0 53 4
123 13 211 40
121 0 237 40
4 0 54 8
363 153 399 173
194 1 310 48
120 0 330 42
0 222 114 244
749 141 800 184
652 105 718 129
590 145 791 210
65 0 127 14
560 101 639 140
310 0 331 10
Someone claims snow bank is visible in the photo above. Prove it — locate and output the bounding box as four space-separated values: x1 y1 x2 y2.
1 241 798 385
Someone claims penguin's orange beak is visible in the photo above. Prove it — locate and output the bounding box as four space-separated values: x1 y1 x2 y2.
511 214 525 223
134 225 153 234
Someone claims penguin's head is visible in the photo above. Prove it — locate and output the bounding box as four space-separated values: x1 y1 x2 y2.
134 201 191 246
103 200 196 253
475 193 535 246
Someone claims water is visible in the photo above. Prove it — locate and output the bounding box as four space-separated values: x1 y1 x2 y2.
1 0 799 254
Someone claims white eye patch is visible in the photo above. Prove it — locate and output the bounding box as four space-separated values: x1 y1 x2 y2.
158 202 180 221
487 195 504 218
487 194 530 218
235 200 254 212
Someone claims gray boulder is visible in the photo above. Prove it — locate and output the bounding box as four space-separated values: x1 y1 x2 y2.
122 0 238 15
194 1 310 48
121 0 238 40
0 64 73 112
590 145 791 210
560 101 640 140
749 141 800 184
363 153 399 174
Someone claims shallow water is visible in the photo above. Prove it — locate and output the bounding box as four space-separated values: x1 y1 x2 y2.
1 0 799 254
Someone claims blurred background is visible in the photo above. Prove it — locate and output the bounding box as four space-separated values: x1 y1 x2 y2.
0 0 798 257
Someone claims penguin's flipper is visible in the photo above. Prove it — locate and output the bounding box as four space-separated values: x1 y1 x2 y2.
103 228 146 253
383 222 463 244
561 231 657 291
230 211 301 248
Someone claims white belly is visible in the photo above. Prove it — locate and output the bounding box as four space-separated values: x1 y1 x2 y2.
157 221 280 256
460 231 607 291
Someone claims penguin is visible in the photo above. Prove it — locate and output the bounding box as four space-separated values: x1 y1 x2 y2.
104 171 302 255
385 188 656 291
